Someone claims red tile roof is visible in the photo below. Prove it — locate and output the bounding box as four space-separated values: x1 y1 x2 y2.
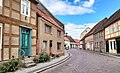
64 37 69 41
36 8 62 29
74 39 80 43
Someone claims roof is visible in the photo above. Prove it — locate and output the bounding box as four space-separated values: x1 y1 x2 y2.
36 8 63 30
74 39 80 43
94 18 108 34
105 9 120 28
64 37 69 41
30 0 39 4
66 36 75 42
85 23 99 37
86 18 108 37
37 1 64 30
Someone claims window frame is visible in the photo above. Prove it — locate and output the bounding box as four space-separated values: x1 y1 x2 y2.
0 23 2 49
45 24 51 34
114 22 119 32
57 30 61 37
21 0 30 17
57 42 61 50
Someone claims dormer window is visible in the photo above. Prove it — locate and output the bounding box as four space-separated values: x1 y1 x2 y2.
21 0 30 17
0 0 3 6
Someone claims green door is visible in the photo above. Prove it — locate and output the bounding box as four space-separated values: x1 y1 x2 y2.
20 27 31 56
116 38 120 53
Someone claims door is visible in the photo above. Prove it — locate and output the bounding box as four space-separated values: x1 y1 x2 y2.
106 41 109 52
49 40 52 54
20 27 31 56
116 38 120 53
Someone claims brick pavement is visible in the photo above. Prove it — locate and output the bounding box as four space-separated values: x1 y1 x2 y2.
42 48 120 73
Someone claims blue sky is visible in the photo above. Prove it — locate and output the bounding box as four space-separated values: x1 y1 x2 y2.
40 0 120 39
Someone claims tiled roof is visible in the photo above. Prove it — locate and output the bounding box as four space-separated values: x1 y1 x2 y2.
105 9 120 28
37 2 64 30
36 8 63 30
67 36 75 42
64 37 69 41
85 23 99 37
74 39 80 43
94 18 108 34
86 18 108 37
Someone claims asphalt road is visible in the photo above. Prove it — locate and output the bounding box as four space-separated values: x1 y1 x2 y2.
41 48 120 73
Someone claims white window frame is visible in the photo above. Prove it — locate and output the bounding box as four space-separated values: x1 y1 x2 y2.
0 23 2 49
0 0 3 6
21 0 30 17
114 22 119 32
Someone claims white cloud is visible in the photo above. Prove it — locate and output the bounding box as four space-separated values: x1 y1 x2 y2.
40 0 95 15
65 22 96 39
74 0 80 3
83 0 95 8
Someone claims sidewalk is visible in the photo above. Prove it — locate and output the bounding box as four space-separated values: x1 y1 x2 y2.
83 50 120 59
15 50 71 73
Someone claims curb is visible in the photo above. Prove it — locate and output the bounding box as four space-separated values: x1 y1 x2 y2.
84 50 120 59
28 52 71 73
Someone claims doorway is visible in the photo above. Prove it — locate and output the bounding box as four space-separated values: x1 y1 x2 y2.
49 40 52 54
116 38 120 53
106 41 109 52
20 26 31 56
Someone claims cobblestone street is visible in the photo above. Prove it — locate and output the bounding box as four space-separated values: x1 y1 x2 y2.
42 48 120 73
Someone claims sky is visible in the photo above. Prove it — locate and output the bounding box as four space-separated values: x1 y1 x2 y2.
40 0 120 39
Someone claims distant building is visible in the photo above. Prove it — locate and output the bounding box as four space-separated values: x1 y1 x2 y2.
64 35 75 49
64 37 70 49
80 27 91 49
74 39 80 48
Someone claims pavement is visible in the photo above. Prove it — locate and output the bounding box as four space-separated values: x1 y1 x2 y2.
85 50 120 59
15 50 71 73
42 48 120 73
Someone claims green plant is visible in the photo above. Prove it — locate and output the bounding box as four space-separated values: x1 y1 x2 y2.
33 52 51 63
33 56 39 63
0 59 20 73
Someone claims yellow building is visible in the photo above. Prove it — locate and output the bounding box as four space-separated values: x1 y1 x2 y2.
105 9 120 54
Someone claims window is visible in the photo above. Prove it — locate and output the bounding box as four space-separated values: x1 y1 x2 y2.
21 0 30 16
108 27 110 34
110 25 114 33
45 24 51 33
0 0 2 6
57 30 61 37
57 42 61 50
114 22 119 32
0 23 2 49
43 41 47 50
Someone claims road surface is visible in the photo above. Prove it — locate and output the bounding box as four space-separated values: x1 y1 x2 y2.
42 48 120 73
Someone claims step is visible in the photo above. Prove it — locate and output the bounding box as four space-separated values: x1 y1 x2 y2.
24 62 36 68
22 57 36 68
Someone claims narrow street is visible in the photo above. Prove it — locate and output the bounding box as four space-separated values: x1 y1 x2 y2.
42 48 120 73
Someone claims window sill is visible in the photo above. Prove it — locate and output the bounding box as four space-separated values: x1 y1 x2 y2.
45 32 52 35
